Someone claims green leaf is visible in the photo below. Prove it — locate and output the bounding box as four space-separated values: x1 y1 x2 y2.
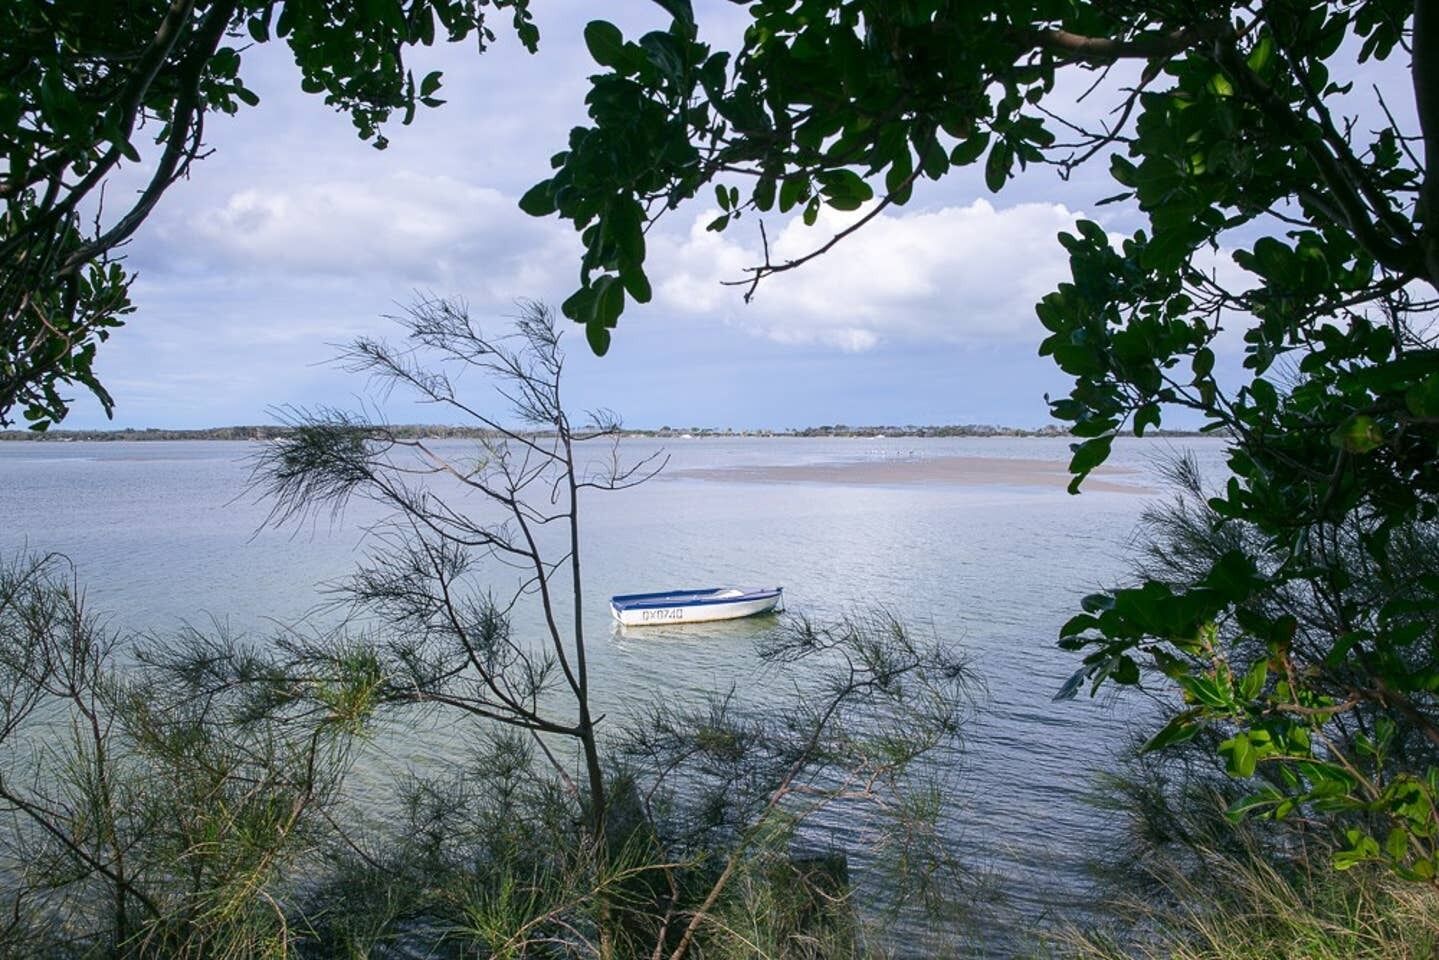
640 30 686 80
584 21 626 68
1385 827 1409 861
1109 154 1139 187
621 267 652 304
1053 667 1087 702
1219 733 1258 778
1227 785 1285 819
1329 415 1384 454
1178 673 1233 709
1192 347 1214 379
608 198 645 265
1066 434 1114 493
949 131 990 166
518 181 557 217
1334 829 1382 870
753 175 776 211
984 141 1012 193
1238 660 1267 701
561 286 594 323
1249 377 1277 410
1142 710 1205 752
592 275 624 327
1201 550 1264 598
1247 34 1276 74
1114 655 1140 685
1405 373 1439 417
779 176 806 213
586 321 612 356
817 169 873 210
649 0 695 28
1134 402 1161 436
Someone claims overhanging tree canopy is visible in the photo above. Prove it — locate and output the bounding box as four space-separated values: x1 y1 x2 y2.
1 0 537 429
522 0 1439 879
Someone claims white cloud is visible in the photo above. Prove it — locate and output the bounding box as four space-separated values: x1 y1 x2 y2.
649 199 1085 351
146 171 574 292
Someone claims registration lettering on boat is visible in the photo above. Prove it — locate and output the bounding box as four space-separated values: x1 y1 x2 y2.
641 607 686 622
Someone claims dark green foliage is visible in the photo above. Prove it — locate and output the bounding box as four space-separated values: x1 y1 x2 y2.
520 3 1244 340
522 0 1439 883
0 0 538 429
1067 456 1439 882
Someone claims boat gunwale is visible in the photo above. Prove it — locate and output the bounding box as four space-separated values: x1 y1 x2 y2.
609 586 783 611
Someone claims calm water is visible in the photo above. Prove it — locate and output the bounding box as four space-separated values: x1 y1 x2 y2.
0 435 1228 950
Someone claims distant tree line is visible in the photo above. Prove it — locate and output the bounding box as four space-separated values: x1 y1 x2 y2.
0 422 1214 442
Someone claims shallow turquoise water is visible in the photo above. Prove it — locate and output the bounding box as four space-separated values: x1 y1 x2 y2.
0 434 1229 949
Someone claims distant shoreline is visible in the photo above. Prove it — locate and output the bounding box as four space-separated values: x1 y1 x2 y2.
0 424 1216 443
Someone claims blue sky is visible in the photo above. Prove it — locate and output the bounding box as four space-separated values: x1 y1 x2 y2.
61 2 1409 431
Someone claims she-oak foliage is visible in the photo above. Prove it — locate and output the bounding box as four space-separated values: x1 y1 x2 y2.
519 1 1439 881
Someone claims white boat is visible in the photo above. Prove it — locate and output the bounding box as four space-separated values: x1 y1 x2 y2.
610 586 783 626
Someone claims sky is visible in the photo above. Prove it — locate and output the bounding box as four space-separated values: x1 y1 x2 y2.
57 1 1411 431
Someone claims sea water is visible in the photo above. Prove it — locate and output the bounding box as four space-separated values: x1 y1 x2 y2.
0 434 1229 948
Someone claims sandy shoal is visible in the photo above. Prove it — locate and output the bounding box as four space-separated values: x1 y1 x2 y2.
670 455 1151 494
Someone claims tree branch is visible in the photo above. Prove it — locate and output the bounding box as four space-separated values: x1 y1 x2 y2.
1031 22 1230 63
1412 0 1439 284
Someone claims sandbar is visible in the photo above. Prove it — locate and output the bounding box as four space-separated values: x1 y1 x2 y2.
670 455 1150 494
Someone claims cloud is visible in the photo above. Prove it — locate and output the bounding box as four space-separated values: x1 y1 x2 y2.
144 171 574 294
46 0 1089 429
649 199 1085 351
103 170 589 426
